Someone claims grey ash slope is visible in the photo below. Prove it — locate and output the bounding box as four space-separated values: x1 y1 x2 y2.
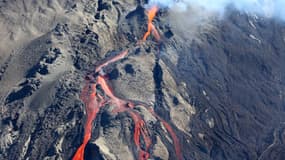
167 11 285 160
0 0 285 160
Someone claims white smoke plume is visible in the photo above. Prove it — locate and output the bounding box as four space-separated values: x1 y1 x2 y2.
146 0 285 43
148 0 285 20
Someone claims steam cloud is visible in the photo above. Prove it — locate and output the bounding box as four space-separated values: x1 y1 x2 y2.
145 0 285 44
148 0 285 20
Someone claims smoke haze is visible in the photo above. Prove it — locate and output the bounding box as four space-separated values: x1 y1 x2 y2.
146 0 285 43
148 0 285 20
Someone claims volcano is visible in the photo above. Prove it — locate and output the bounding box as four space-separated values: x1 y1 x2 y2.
1 1 285 160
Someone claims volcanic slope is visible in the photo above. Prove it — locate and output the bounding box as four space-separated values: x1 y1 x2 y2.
1 0 285 160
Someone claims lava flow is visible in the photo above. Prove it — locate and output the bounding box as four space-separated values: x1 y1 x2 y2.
149 108 183 160
73 50 182 160
73 82 105 160
73 50 152 160
95 50 128 73
142 5 160 41
73 4 182 160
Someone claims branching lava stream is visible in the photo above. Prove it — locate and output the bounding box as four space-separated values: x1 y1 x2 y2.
73 5 182 160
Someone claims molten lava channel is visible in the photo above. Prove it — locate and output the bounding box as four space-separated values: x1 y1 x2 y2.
73 5 182 160
142 6 160 41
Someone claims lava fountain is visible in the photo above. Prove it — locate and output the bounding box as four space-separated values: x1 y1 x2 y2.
142 5 160 41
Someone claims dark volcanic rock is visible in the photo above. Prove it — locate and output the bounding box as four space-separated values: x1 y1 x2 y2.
168 11 285 160
1 1 285 160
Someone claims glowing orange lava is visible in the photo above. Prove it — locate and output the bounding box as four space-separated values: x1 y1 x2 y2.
73 4 183 160
73 83 105 160
73 50 153 160
95 50 128 73
142 6 160 41
72 51 128 160
149 108 182 160
96 74 152 160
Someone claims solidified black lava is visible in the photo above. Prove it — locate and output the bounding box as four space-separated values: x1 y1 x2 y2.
100 111 111 127
164 30 174 39
125 5 145 19
98 0 111 11
108 68 119 80
5 85 34 104
172 96 179 105
124 64 135 75
153 59 171 121
84 143 104 160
